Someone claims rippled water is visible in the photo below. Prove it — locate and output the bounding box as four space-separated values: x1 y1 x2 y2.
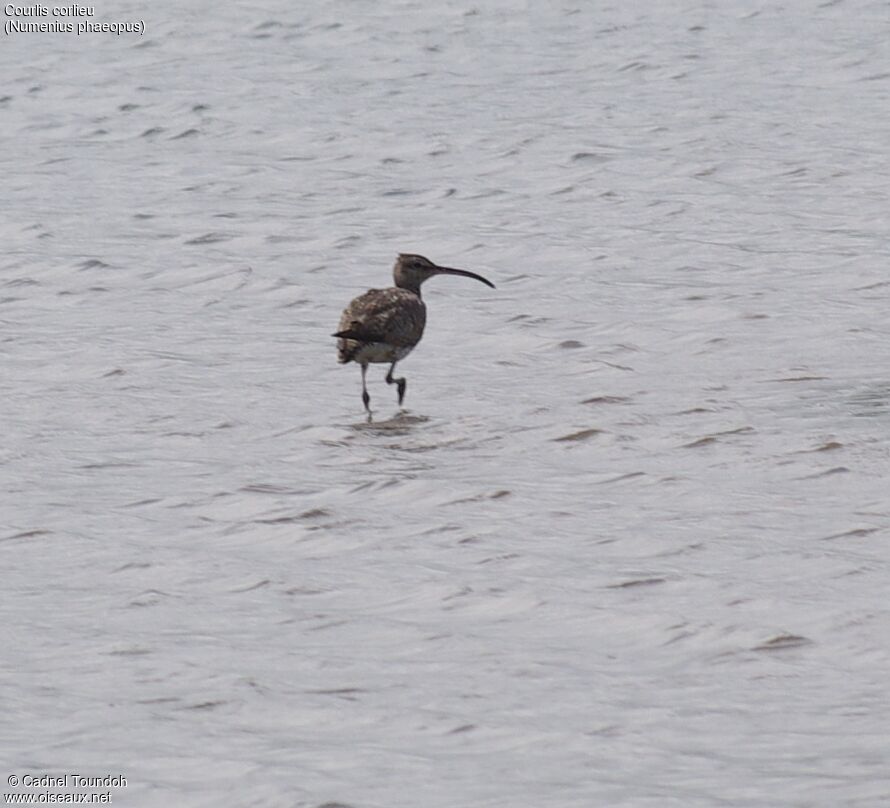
3 1 890 806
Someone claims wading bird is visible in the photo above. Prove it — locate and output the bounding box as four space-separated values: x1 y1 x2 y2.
333 253 495 415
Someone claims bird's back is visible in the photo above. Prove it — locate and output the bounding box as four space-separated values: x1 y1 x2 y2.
336 287 426 364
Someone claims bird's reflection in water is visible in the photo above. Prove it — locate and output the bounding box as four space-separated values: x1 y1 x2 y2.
351 412 431 434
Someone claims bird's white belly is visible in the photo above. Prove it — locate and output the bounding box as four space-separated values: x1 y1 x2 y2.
353 342 414 365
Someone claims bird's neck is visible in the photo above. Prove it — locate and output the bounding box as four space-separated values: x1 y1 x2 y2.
395 280 423 297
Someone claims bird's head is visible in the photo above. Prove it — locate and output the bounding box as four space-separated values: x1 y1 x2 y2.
393 254 495 295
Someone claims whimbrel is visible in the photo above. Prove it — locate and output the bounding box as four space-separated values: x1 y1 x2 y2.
333 253 495 414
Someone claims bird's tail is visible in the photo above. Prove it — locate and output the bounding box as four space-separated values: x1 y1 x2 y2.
332 330 360 364
333 324 384 364
332 328 367 341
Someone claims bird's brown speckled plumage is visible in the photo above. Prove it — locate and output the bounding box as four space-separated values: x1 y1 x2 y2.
333 254 495 415
336 287 425 365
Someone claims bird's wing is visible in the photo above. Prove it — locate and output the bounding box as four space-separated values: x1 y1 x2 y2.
334 288 425 347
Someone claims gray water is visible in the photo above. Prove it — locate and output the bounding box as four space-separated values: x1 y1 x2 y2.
3 1 890 806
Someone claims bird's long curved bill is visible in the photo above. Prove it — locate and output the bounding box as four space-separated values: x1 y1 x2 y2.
434 266 496 289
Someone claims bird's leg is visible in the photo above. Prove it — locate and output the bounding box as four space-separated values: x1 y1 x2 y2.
360 363 371 414
385 362 407 406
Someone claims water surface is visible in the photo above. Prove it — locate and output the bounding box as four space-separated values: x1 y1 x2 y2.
2 1 890 806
